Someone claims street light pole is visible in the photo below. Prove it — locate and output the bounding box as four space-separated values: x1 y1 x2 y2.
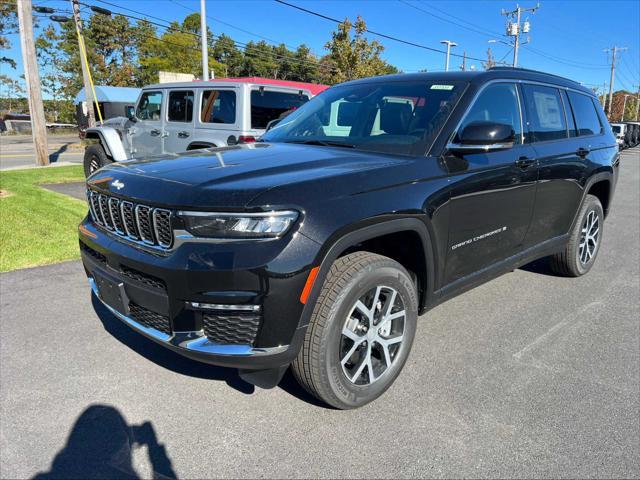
440 40 457 72
200 0 209 80
621 94 629 122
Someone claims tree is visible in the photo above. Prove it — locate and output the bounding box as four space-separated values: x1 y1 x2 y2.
0 74 24 111
482 48 496 70
241 40 278 77
137 13 224 82
212 33 243 77
0 2 17 68
291 45 320 83
36 25 67 121
322 16 397 84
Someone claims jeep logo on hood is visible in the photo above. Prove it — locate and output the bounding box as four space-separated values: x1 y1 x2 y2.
111 180 125 190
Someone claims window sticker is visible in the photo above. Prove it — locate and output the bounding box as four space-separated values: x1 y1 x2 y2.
430 85 455 91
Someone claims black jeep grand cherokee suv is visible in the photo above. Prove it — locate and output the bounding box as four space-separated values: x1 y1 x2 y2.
80 68 618 409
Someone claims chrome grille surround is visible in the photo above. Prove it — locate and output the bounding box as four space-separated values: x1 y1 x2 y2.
87 189 173 250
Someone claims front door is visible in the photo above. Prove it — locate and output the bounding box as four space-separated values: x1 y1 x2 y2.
129 90 165 158
163 90 195 154
442 82 538 285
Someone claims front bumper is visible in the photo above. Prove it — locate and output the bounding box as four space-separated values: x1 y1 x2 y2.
80 217 319 370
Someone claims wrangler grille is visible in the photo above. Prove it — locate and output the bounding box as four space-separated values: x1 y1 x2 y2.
87 190 173 249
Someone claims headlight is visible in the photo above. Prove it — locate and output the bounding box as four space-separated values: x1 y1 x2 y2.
178 211 299 239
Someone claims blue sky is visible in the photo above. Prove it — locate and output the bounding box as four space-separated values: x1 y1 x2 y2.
3 0 639 95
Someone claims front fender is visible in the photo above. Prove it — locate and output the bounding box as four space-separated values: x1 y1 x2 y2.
85 126 129 161
297 217 436 330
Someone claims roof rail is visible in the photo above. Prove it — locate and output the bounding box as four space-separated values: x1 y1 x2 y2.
488 66 581 85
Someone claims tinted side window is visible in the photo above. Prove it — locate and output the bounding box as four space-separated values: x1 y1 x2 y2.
522 85 567 142
201 90 236 124
167 90 194 122
456 83 522 144
568 91 602 137
136 91 162 121
251 90 309 129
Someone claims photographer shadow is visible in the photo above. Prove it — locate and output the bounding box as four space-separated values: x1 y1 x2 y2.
33 404 176 479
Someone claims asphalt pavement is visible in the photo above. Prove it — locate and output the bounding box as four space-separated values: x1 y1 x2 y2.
0 134 84 170
1 148 639 479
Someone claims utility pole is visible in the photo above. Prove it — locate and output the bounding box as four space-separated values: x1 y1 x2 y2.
440 40 457 72
460 51 467 71
501 3 540 67
200 0 209 80
604 45 627 117
16 0 49 166
71 0 96 128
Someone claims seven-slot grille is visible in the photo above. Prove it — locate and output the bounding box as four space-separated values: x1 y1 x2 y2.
87 189 173 249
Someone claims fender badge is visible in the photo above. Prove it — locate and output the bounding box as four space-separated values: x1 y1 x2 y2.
111 180 125 190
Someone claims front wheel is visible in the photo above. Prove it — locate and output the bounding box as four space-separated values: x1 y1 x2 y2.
550 194 604 277
83 144 112 177
292 252 418 409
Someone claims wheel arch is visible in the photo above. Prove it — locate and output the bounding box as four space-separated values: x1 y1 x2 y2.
298 218 437 330
187 141 216 150
84 127 128 161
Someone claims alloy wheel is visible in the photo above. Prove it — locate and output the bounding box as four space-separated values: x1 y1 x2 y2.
579 209 599 265
340 286 406 385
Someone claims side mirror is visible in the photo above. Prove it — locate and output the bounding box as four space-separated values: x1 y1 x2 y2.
448 121 515 152
125 105 137 122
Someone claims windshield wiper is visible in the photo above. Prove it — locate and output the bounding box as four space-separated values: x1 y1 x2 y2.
284 139 356 149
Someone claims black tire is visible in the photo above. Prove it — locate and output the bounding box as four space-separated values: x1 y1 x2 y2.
550 194 604 277
292 252 418 409
83 144 112 177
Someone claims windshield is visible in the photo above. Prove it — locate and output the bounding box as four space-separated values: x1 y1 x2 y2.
262 80 466 156
611 125 621 133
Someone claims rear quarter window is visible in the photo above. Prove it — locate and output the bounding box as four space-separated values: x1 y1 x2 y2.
567 91 603 137
250 90 309 129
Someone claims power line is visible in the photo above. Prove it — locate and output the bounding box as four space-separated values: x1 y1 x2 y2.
168 0 298 51
273 0 486 63
74 1 340 73
523 45 610 70
398 0 499 39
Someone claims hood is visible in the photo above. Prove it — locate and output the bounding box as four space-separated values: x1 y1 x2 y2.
87 143 414 209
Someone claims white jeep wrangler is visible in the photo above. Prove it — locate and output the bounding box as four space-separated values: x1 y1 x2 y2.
83 77 327 176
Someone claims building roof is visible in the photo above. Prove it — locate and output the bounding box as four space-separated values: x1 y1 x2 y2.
74 86 141 104
145 77 329 96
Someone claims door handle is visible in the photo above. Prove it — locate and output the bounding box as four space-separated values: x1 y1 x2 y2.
515 156 536 169
149 129 161 137
178 131 190 138
577 147 590 158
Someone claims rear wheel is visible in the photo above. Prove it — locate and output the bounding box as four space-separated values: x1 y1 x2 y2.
83 144 112 177
292 252 418 409
550 194 604 277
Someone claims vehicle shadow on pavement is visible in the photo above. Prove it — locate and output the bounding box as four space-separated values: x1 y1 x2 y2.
91 294 327 407
33 404 177 479
91 293 254 394
519 257 558 277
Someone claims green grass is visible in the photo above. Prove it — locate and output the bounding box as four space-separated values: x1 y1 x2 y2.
0 166 86 272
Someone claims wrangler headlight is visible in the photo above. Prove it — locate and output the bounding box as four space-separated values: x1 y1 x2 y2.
178 211 299 239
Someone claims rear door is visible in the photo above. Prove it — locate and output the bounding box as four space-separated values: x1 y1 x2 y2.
443 82 538 285
129 90 164 157
163 89 195 153
522 85 599 246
